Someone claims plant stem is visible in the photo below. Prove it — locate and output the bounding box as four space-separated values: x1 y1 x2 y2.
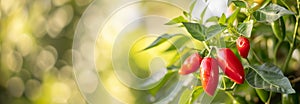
222 76 227 89
202 41 210 51
266 91 272 104
230 83 237 89
251 48 264 64
273 40 282 64
291 77 300 83
246 58 251 64
225 91 237 103
282 16 299 72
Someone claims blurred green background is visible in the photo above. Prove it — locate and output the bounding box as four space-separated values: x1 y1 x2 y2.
0 0 193 103
0 0 91 103
2 0 300 104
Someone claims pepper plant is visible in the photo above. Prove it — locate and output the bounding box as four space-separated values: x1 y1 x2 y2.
143 0 299 103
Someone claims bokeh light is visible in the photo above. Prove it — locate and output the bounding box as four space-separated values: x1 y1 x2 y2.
0 0 90 103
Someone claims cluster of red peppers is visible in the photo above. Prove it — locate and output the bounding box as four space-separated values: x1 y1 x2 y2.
179 36 250 96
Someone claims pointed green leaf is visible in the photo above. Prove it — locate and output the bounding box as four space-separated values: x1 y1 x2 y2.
255 89 269 103
218 14 226 25
246 63 295 94
165 16 188 25
200 6 209 24
237 20 253 38
179 88 193 104
253 4 294 23
183 11 189 18
227 8 240 25
188 86 204 104
148 70 177 96
179 86 204 104
189 0 197 14
205 24 226 40
182 22 206 41
232 1 247 8
164 36 190 52
206 16 219 23
142 34 179 51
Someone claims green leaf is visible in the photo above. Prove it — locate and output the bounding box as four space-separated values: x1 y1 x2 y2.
246 63 295 94
142 34 179 51
164 36 190 52
198 91 216 104
188 86 204 104
255 89 269 103
189 0 197 14
232 1 247 8
179 86 204 104
206 16 219 23
228 8 240 25
182 22 206 41
179 88 193 104
165 16 188 25
218 14 226 25
282 94 299 104
183 11 189 18
200 6 209 24
205 24 226 40
253 3 294 23
148 70 177 96
237 20 253 38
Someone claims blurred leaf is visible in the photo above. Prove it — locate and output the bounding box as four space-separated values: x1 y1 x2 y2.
253 4 294 23
189 0 197 14
237 20 253 38
182 22 206 41
209 90 230 103
164 35 190 52
218 14 226 25
228 8 240 25
206 16 219 23
183 11 189 18
188 86 204 104
165 16 188 25
166 65 180 70
179 88 193 104
255 89 269 103
246 63 295 94
179 86 204 104
282 94 299 104
212 91 246 104
200 6 208 24
142 34 180 51
205 24 226 40
197 90 217 104
167 53 181 70
232 1 247 8
233 95 248 104
148 70 177 96
271 17 285 41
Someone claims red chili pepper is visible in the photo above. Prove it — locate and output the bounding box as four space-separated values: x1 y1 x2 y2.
217 48 245 84
179 53 203 75
236 36 250 58
200 57 219 96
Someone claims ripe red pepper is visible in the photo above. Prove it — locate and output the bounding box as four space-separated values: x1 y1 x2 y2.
200 57 219 96
217 48 245 84
179 53 203 75
236 36 250 58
